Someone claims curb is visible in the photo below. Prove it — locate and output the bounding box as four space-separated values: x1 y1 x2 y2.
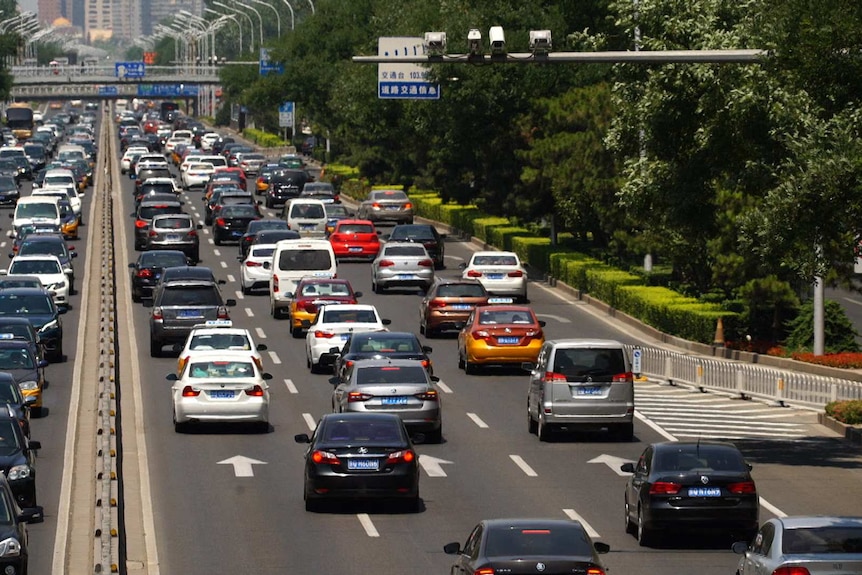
817 413 862 446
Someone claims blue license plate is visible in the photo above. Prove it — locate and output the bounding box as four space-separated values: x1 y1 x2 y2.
576 386 602 396
340 334 349 340
178 310 203 318
496 336 520 344
450 304 471 310
688 487 721 497
381 396 408 405
396 274 415 280
347 459 379 471
209 390 235 399
487 273 504 280
385 205 401 211
166 234 180 241
231 230 243 236
301 224 316 229
348 247 363 252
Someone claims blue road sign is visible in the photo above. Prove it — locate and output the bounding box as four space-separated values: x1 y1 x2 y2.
259 47 284 76
137 84 199 97
378 81 440 99
632 348 642 374
98 86 119 96
115 62 145 79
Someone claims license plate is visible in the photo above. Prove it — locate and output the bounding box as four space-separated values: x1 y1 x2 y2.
497 336 519 344
386 205 401 211
166 234 180 241
688 487 721 497
231 230 242 236
576 386 602 396
396 274 415 280
381 396 408 405
209 390 235 399
450 304 470 310
178 310 203 318
348 247 362 252
301 224 317 229
487 273 504 280
347 458 379 471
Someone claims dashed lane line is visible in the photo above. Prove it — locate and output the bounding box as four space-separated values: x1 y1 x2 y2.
226 274 235 283
220 261 227 268
213 248 221 257
255 327 266 339
284 379 297 394
244 307 253 317
563 509 600 538
436 380 453 393
235 291 244 300
466 413 489 428
268 351 281 365
302 413 316 431
510 455 538 477
357 514 380 537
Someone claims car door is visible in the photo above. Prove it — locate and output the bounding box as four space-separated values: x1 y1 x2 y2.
739 522 775 575
451 523 484 575
529 343 551 419
629 446 653 515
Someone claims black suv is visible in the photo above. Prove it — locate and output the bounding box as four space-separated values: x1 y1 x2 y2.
387 224 446 269
323 331 433 382
0 405 41 510
264 169 309 209
0 458 43 575
0 288 64 362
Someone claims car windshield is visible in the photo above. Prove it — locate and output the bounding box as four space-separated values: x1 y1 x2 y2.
473 255 518 266
392 227 435 240
300 283 350 297
0 348 34 369
321 419 404 444
355 365 427 385
0 382 21 404
19 241 66 258
437 284 485 297
188 360 254 378
153 217 191 230
16 203 57 219
653 445 747 473
140 252 188 267
384 245 426 257
337 224 374 234
484 525 594 558
290 204 325 219
782 526 862 554
159 286 221 307
277 249 332 271
10 259 61 275
0 294 51 314
322 309 377 324
352 335 419 353
477 309 534 325
189 333 251 351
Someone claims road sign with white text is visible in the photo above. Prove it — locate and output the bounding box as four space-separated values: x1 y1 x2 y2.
115 62 145 79
279 102 294 128
137 84 199 97
259 48 284 76
377 37 440 100
632 348 642 375
98 86 119 96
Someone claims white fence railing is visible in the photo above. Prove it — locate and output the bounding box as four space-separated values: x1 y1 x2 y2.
626 344 862 409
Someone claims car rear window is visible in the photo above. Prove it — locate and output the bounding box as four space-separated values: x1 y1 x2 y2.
300 282 350 297
473 255 518 266
141 252 188 267
322 308 377 324
290 203 325 219
552 348 627 380
484 525 594 557
352 335 419 353
188 360 254 378
392 227 435 241
653 445 747 473
159 286 221 306
322 419 404 444
0 324 32 340
141 183 175 194
437 284 486 298
277 249 332 271
782 526 862 554
337 224 374 234
139 205 183 219
372 190 407 201
384 245 426 257
477 309 534 325
153 217 191 229
356 365 427 385
250 247 275 258
220 205 259 218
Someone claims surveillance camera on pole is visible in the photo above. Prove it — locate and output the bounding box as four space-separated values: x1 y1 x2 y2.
467 28 483 61
424 31 447 61
489 26 505 61
529 29 552 57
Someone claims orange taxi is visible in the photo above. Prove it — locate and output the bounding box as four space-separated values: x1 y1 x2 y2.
288 278 361 338
457 304 545 374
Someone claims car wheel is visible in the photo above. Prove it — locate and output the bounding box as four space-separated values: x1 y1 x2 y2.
131 289 141 303
527 405 537 435
537 411 551 442
265 197 273 209
464 359 478 375
258 421 269 433
624 498 636 535
404 496 421 513
374 280 384 294
241 284 250 295
213 235 221 246
457 352 465 370
150 337 161 358
173 412 187 433
637 507 655 547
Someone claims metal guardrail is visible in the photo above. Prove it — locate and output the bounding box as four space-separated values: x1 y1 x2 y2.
627 344 862 409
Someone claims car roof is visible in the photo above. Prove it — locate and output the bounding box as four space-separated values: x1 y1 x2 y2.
545 338 626 349
432 277 483 286
652 440 741 451
161 266 216 280
776 516 862 529
320 412 403 424
481 518 589 531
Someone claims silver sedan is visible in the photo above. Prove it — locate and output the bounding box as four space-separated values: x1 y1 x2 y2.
733 516 862 575
332 358 442 443
371 241 434 293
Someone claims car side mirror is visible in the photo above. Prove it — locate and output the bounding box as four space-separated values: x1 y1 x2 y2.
284 292 294 299
166 373 178 381
23 396 37 406
430 375 440 382
18 506 43 524
440 233 447 239
71 251 78 258
28 440 41 450
422 346 432 353
225 299 237 307
620 463 635 473
538 320 546 327
458 262 467 270
732 541 749 554
196 224 203 230
262 373 273 380
353 291 363 298
294 433 311 444
593 542 610 554
381 319 392 325
256 343 268 351
443 542 461 555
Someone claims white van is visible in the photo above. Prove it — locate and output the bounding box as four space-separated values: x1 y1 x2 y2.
10 196 61 234
284 199 327 237
31 185 83 223
266 239 337 318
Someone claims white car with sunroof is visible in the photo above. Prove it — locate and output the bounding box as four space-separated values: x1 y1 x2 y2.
304 304 390 372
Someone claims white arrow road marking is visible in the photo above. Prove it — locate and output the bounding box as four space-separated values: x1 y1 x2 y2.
284 379 297 394
418 455 454 477
302 413 316 431
217 455 266 477
510 455 537 477
587 454 636 477
563 509 600 538
357 513 379 537
255 327 266 339
535 313 571 324
268 351 281 364
466 413 488 428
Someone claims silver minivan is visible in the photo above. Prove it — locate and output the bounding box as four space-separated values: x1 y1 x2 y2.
523 339 634 441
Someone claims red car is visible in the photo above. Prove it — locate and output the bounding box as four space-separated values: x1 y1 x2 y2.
328 219 381 260
213 167 247 191
288 278 362 338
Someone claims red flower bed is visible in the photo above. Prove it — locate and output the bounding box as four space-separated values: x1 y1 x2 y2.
791 352 862 369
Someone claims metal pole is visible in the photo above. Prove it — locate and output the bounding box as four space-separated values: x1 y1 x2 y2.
213 1 255 52
278 0 295 30
248 0 280 38
235 1 264 47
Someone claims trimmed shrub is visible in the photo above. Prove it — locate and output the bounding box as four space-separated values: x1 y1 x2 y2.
242 128 284 147
487 226 534 251
340 178 370 201
825 400 862 424
585 268 643 308
791 353 862 369
472 217 510 243
512 237 553 273
324 164 360 179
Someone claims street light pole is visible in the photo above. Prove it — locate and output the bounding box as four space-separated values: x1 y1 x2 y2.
247 0 280 38
205 8 243 54
279 0 295 30
213 1 255 52
234 1 264 48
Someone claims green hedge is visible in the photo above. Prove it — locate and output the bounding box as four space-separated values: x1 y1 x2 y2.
512 237 553 273
585 268 644 308
472 217 510 242
242 128 284 147
488 226 535 251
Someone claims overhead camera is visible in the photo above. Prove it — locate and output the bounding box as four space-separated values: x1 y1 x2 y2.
529 29 552 55
467 28 483 57
424 31 447 58
489 26 506 56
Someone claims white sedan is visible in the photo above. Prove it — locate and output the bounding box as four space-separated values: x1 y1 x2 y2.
121 146 151 174
4 254 70 307
181 162 215 189
176 320 267 375
305 304 390 372
460 250 528 302
239 243 276 295
167 351 272 432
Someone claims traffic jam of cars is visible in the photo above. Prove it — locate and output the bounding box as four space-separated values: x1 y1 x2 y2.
93 99 862 575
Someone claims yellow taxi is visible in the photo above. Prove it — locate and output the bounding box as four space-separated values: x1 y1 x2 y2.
60 212 79 240
457 303 545 374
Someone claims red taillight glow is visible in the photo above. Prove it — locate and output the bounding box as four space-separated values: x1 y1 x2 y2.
386 449 415 465
135 219 147 228
245 260 262 267
429 299 446 308
148 230 158 237
245 385 265 397
471 330 491 341
311 450 340 465
377 260 395 267
473 569 495 575
273 276 279 293
728 481 756 494
613 372 634 382
421 359 430 369
466 270 482 277
415 390 438 401
314 331 335 338
543 372 567 382
418 259 433 267
151 307 163 320
650 481 682 495
215 218 225 226
181 386 199 397
772 568 811 575
371 202 380 208
347 392 373 402
136 269 153 278
586 569 606 575
507 270 523 277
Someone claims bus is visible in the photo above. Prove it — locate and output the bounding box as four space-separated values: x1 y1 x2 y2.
4 103 34 141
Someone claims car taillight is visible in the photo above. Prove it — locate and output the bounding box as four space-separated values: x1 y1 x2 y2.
313 331 335 338
612 372 634 382
772 568 810 575
345 360 354 369
471 330 491 341
650 481 682 495
215 218 225 226
217 306 229 319
403 202 412 209
473 569 495 575
245 385 265 397
421 359 430 369
245 261 262 267
371 202 380 208
273 276 279 292
429 299 447 308
386 449 415 464
377 260 395 267
136 268 153 278
135 219 147 228
586 569 606 575
311 450 340 465
181 386 199 397
347 392 373 402
151 307 163 320
189 230 197 237
415 390 438 401
303 302 318 313
418 259 433 267
507 270 523 277
466 270 482 277
728 481 756 494
334 195 339 202
148 230 158 237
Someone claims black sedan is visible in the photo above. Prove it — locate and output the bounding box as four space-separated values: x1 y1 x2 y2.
128 250 189 302
444 518 610 575
387 224 446 269
621 440 759 546
0 403 41 509
212 204 262 245
0 471 42 575
0 175 19 208
0 288 64 363
294 412 419 512
0 373 34 437
323 331 433 382
237 218 289 260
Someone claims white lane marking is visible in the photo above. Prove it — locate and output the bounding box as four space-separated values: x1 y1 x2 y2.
302 413 317 431
842 297 862 307
357 514 380 537
466 413 489 428
284 379 298 394
244 307 254 317
436 380 453 393
202 228 210 235
509 455 538 477
0 242 5 248
563 509 600 538
268 351 281 365
635 411 677 441
444 254 464 262
208 238 214 244
255 327 266 339
220 261 227 268
535 313 572 324
227 274 235 283
213 248 221 257
760 498 787 518
235 290 244 300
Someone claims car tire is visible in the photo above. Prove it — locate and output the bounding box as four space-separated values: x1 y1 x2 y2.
241 284 250 295
404 496 421 513
150 337 161 358
624 498 636 535
132 290 141 303
527 406 538 435
637 507 655 547
464 359 478 375
213 235 221 246
258 421 270 433
424 326 437 339
457 352 465 370
537 411 551 442
265 197 273 209
374 281 384 294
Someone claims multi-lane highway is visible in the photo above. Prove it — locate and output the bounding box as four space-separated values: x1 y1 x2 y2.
25 112 862 575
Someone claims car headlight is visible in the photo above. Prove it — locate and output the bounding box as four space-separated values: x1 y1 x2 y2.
0 537 21 557
7 465 31 481
47 282 66 291
39 319 59 332
18 380 38 391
